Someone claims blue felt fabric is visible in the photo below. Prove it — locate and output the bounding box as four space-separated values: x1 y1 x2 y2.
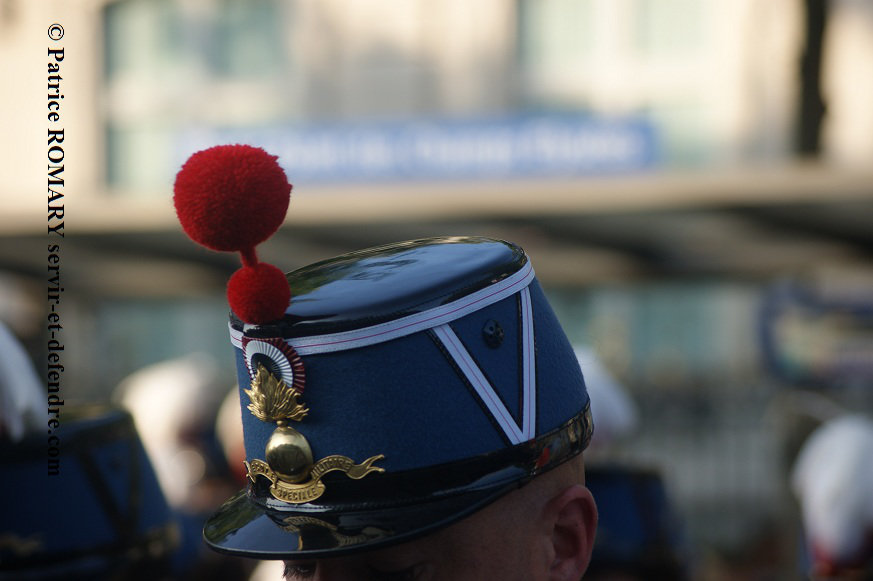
236 277 589 472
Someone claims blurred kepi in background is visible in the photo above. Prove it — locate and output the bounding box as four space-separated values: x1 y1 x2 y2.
792 414 873 579
0 322 179 580
576 347 690 580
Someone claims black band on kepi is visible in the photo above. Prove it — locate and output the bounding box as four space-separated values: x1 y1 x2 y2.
204 403 592 558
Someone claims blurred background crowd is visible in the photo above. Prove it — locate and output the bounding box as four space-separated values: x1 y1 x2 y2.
1 0 872 579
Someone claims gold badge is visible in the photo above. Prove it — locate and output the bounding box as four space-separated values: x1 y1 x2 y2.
243 364 384 504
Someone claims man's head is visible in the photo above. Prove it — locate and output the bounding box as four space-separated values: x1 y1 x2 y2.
173 145 597 577
282 456 596 581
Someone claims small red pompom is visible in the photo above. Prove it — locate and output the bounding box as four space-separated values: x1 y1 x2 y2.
227 263 291 324
174 145 292 252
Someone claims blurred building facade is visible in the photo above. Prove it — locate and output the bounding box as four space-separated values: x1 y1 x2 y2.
2 0 873 576
5 0 873 200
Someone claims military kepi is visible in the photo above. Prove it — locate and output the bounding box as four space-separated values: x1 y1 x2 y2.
173 145 593 558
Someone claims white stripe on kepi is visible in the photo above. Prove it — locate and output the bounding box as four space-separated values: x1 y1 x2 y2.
520 286 536 440
228 260 535 356
432 324 528 445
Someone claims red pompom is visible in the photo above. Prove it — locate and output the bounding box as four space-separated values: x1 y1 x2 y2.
174 145 292 252
227 263 291 324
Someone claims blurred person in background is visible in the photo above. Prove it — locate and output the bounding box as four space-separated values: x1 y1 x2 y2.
0 321 178 580
114 353 254 580
576 347 689 581
113 353 233 511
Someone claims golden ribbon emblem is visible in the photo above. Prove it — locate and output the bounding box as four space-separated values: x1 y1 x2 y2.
247 453 384 504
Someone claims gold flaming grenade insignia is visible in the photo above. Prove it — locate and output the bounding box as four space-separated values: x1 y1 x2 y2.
244 364 384 504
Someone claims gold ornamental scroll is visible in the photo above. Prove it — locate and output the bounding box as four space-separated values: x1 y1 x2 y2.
247 453 385 504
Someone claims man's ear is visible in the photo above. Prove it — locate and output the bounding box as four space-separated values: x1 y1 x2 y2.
547 484 598 581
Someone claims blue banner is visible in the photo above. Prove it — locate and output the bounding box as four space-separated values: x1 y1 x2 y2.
177 115 657 183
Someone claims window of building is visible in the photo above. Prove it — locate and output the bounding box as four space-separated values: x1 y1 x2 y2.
103 0 288 190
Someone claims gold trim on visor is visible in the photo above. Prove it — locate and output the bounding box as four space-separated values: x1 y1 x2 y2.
244 364 385 504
